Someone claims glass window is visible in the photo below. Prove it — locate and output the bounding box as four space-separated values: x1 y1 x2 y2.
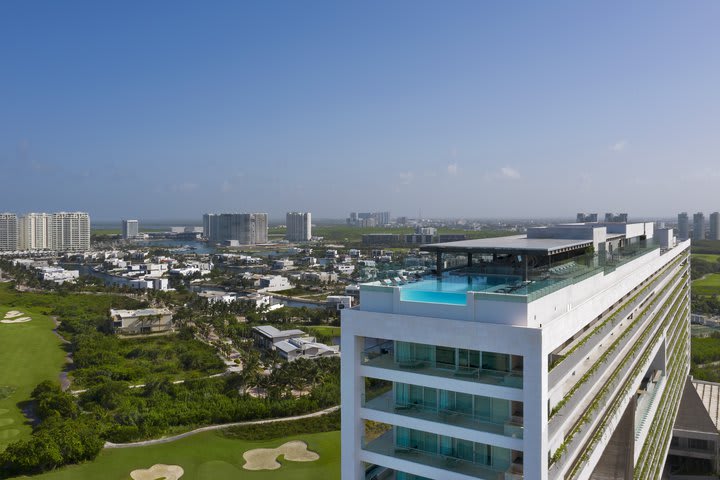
459 349 481 368
436 346 456 369
456 392 473 415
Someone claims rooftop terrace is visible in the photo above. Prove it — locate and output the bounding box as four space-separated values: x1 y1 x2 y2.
363 239 663 305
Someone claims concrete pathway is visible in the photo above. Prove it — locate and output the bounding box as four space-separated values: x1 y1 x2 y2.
103 405 340 448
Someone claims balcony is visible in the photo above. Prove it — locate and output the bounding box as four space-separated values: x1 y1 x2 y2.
363 391 523 439
363 431 523 480
362 343 523 389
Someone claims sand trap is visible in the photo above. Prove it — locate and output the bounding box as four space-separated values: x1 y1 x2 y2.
0 317 31 324
130 464 184 480
243 440 319 471
3 311 22 319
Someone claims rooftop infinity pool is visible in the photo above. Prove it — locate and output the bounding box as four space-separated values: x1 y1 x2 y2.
398 274 521 305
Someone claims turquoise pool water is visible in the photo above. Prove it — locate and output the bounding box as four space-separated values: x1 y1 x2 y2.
399 275 520 305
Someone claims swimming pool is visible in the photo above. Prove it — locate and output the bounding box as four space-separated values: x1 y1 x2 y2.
399 274 520 305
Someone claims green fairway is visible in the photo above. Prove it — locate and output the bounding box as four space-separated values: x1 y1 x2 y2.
693 273 720 296
307 326 341 337
0 290 66 451
31 430 340 480
692 253 720 263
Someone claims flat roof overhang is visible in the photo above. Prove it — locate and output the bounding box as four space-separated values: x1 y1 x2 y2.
420 235 594 257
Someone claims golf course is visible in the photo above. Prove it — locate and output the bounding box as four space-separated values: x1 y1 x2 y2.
0 289 66 451
31 430 340 479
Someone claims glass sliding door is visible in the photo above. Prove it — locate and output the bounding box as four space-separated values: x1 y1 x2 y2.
435 346 456 369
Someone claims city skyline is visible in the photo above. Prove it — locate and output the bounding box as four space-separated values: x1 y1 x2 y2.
2 2 720 219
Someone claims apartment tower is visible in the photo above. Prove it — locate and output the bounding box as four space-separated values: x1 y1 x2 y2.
202 213 268 245
121 219 140 239
18 213 52 250
693 212 706 241
342 222 690 480
286 212 312 242
50 212 90 251
677 213 690 241
709 212 720 241
0 213 18 251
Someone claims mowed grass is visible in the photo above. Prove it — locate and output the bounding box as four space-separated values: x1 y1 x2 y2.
32 430 340 480
693 272 720 296
692 253 720 263
307 326 341 337
0 288 66 451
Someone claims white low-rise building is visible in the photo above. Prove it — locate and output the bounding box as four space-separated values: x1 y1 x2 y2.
275 336 340 362
38 266 79 284
259 275 292 292
110 308 173 334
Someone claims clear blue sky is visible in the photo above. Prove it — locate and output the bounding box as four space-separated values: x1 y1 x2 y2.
2 1 719 221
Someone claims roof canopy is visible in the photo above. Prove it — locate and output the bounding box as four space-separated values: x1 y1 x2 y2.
421 235 593 257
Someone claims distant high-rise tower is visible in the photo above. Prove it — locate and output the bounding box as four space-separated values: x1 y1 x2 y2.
121 219 140 239
677 212 690 241
576 213 598 223
202 213 267 245
693 212 706 241
50 212 90 251
604 212 628 223
286 212 312 242
18 213 51 250
0 213 18 251
709 212 720 241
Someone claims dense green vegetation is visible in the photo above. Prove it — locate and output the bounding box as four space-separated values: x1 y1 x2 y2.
691 334 720 382
71 333 225 387
221 409 339 440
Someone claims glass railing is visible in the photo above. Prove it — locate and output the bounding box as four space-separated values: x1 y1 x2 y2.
362 391 523 439
362 432 523 480
634 372 665 441
362 345 523 389
365 241 663 305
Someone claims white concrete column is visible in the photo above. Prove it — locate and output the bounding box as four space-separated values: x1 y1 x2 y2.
342 330 366 480
524 328 548 479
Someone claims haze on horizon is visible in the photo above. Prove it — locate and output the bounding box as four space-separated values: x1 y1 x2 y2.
2 1 719 221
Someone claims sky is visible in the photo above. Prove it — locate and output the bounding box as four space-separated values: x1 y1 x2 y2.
1 1 720 222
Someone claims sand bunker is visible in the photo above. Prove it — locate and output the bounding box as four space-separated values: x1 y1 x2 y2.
3 311 22 319
130 464 184 480
0 317 31 324
243 440 319 471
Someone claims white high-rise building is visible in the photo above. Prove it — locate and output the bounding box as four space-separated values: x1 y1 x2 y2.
50 212 90 251
18 213 52 250
286 212 312 242
121 219 140 239
342 222 690 480
202 213 267 245
0 213 18 251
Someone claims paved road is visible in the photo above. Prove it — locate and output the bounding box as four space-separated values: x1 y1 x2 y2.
103 405 340 448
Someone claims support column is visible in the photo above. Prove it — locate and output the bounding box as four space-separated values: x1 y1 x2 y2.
436 252 443 277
